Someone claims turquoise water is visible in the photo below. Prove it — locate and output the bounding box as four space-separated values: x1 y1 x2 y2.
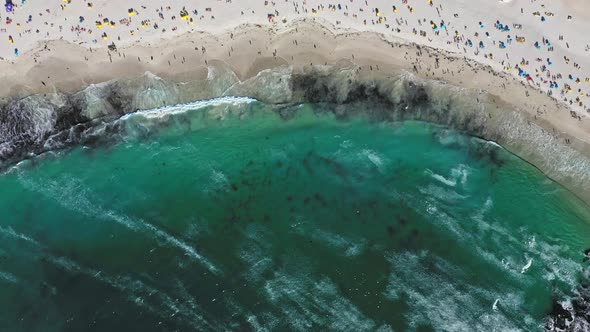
1 99 589 331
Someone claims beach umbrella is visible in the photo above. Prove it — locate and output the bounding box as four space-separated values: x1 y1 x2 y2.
5 0 13 12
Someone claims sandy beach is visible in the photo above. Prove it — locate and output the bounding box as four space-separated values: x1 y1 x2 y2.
0 0 590 199
1 0 588 107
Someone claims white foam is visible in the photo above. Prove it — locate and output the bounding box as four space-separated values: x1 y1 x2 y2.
383 252 528 331
0 271 18 284
426 169 457 187
210 169 229 187
426 164 471 188
450 164 470 186
49 255 218 330
364 149 384 169
520 258 533 274
121 96 257 120
419 184 466 203
375 325 395 332
535 241 580 288
0 225 41 247
227 298 279 331
263 272 376 330
18 175 220 274
472 196 494 227
246 315 269 332
239 242 273 282
294 226 366 258
486 141 503 149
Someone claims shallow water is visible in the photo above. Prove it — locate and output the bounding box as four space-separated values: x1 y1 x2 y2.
1 99 589 331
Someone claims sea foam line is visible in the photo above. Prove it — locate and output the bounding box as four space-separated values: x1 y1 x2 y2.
18 175 221 275
121 96 257 120
0 225 41 247
425 169 457 187
49 255 217 330
0 271 18 284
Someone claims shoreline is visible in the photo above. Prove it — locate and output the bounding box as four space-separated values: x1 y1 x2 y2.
1 20 590 204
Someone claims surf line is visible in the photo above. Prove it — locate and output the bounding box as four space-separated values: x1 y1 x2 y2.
521 258 533 274
121 96 258 120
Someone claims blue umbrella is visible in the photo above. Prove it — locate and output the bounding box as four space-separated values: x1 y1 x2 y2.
5 0 13 13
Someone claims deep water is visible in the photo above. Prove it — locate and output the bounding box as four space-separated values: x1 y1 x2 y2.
1 98 589 331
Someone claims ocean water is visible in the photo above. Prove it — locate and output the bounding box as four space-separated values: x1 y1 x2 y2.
1 98 589 331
